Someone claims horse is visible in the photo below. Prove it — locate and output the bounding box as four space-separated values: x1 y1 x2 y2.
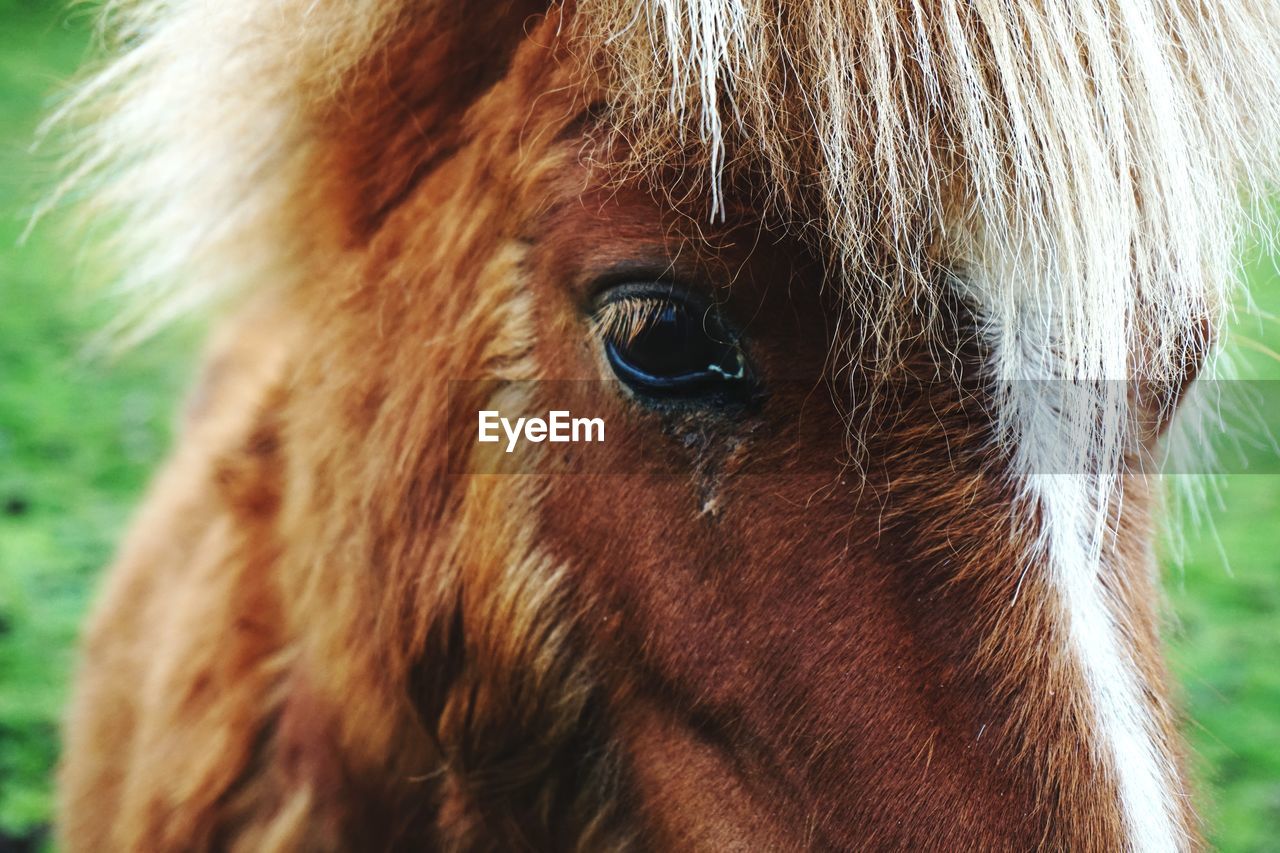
54 0 1280 849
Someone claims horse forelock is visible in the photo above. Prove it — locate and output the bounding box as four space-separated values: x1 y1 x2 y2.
54 0 1280 849
63 0 1280 362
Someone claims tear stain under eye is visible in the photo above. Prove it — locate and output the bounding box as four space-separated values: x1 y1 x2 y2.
661 414 754 521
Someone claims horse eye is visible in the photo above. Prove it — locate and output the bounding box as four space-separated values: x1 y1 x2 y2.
597 288 755 404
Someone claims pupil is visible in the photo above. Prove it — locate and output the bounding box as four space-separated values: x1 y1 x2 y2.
625 302 736 379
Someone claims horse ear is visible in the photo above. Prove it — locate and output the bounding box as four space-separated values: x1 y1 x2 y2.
321 0 549 239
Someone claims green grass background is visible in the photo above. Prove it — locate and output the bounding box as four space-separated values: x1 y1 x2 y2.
0 1 1278 849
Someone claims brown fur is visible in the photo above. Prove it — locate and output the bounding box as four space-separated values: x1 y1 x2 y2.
59 4 1207 851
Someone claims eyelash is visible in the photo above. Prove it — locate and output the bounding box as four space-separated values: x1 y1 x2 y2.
591 294 683 346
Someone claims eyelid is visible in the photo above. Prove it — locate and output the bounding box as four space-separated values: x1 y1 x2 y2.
591 295 676 346
589 282 737 347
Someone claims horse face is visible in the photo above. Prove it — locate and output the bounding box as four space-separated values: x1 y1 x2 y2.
59 5 1196 851
262 19 1171 846
523 192 1041 847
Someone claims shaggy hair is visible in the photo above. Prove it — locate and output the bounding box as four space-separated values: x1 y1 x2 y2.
50 1 1280 850
64 0 1280 371
57 0 1280 541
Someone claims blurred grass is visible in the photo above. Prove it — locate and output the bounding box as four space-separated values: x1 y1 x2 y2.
0 1 1277 850
1165 241 1280 850
0 2 195 848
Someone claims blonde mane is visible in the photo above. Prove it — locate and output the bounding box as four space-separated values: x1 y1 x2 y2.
61 1 1280 379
